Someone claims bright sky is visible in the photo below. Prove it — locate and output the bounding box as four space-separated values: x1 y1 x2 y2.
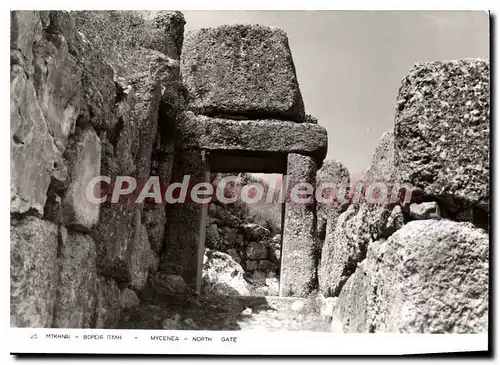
183 10 489 176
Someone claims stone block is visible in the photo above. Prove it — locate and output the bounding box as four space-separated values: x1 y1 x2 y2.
162 150 209 288
95 276 121 329
61 126 101 230
175 112 328 165
10 217 59 327
182 24 305 122
395 59 490 214
53 228 97 328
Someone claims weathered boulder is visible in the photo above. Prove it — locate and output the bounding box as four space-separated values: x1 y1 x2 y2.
150 11 186 60
280 153 318 297
148 249 160 273
95 276 121 329
337 220 489 333
93 207 149 290
182 24 305 122
11 217 59 327
202 249 250 296
335 258 374 333
318 131 405 297
318 204 370 297
11 50 65 215
316 159 350 240
142 204 166 253
175 112 328 164
140 274 188 299
120 288 140 310
158 274 188 294
93 204 141 281
128 223 150 291
60 126 101 230
395 59 490 214
53 228 97 328
242 223 270 241
246 241 268 260
364 130 397 184
206 223 220 248
374 220 488 333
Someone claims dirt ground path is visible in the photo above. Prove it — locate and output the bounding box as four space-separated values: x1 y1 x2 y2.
119 294 339 332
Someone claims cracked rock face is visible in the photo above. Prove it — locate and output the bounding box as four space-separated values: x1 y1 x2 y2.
181 24 306 122
318 131 404 297
53 227 98 328
371 220 489 333
10 217 59 327
175 112 328 164
336 220 489 333
395 59 490 215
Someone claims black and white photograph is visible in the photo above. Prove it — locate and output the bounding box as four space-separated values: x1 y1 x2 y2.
7 4 491 356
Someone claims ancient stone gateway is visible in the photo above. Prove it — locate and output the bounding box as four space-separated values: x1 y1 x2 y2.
161 24 328 297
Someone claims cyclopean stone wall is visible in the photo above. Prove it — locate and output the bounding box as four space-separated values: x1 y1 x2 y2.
10 10 186 328
330 59 489 333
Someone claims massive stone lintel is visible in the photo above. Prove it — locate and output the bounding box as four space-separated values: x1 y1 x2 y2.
395 59 489 214
181 24 306 122
162 150 209 289
280 153 318 297
175 112 328 166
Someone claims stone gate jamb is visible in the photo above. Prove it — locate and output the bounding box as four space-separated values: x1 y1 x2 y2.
280 153 318 297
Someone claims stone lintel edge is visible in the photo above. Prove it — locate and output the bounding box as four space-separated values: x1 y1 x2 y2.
173 112 328 165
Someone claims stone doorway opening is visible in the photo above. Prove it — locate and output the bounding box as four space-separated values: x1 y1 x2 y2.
202 172 285 297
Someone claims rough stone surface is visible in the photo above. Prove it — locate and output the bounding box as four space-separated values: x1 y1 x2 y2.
60 126 101 230
337 220 489 333
202 249 250 296
280 153 318 297
11 38 67 214
364 130 397 184
395 59 490 214
10 217 59 327
120 288 140 310
318 204 370 297
182 24 305 122
175 112 328 164
95 276 121 329
335 259 373 333
53 228 97 328
142 204 166 253
10 10 119 215
93 205 141 282
140 274 188 299
318 131 405 297
246 242 269 260
150 11 186 60
409 202 441 220
316 159 350 241
374 220 488 333
158 274 188 294
162 150 208 287
243 223 270 241
128 223 150 291
148 249 160 273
